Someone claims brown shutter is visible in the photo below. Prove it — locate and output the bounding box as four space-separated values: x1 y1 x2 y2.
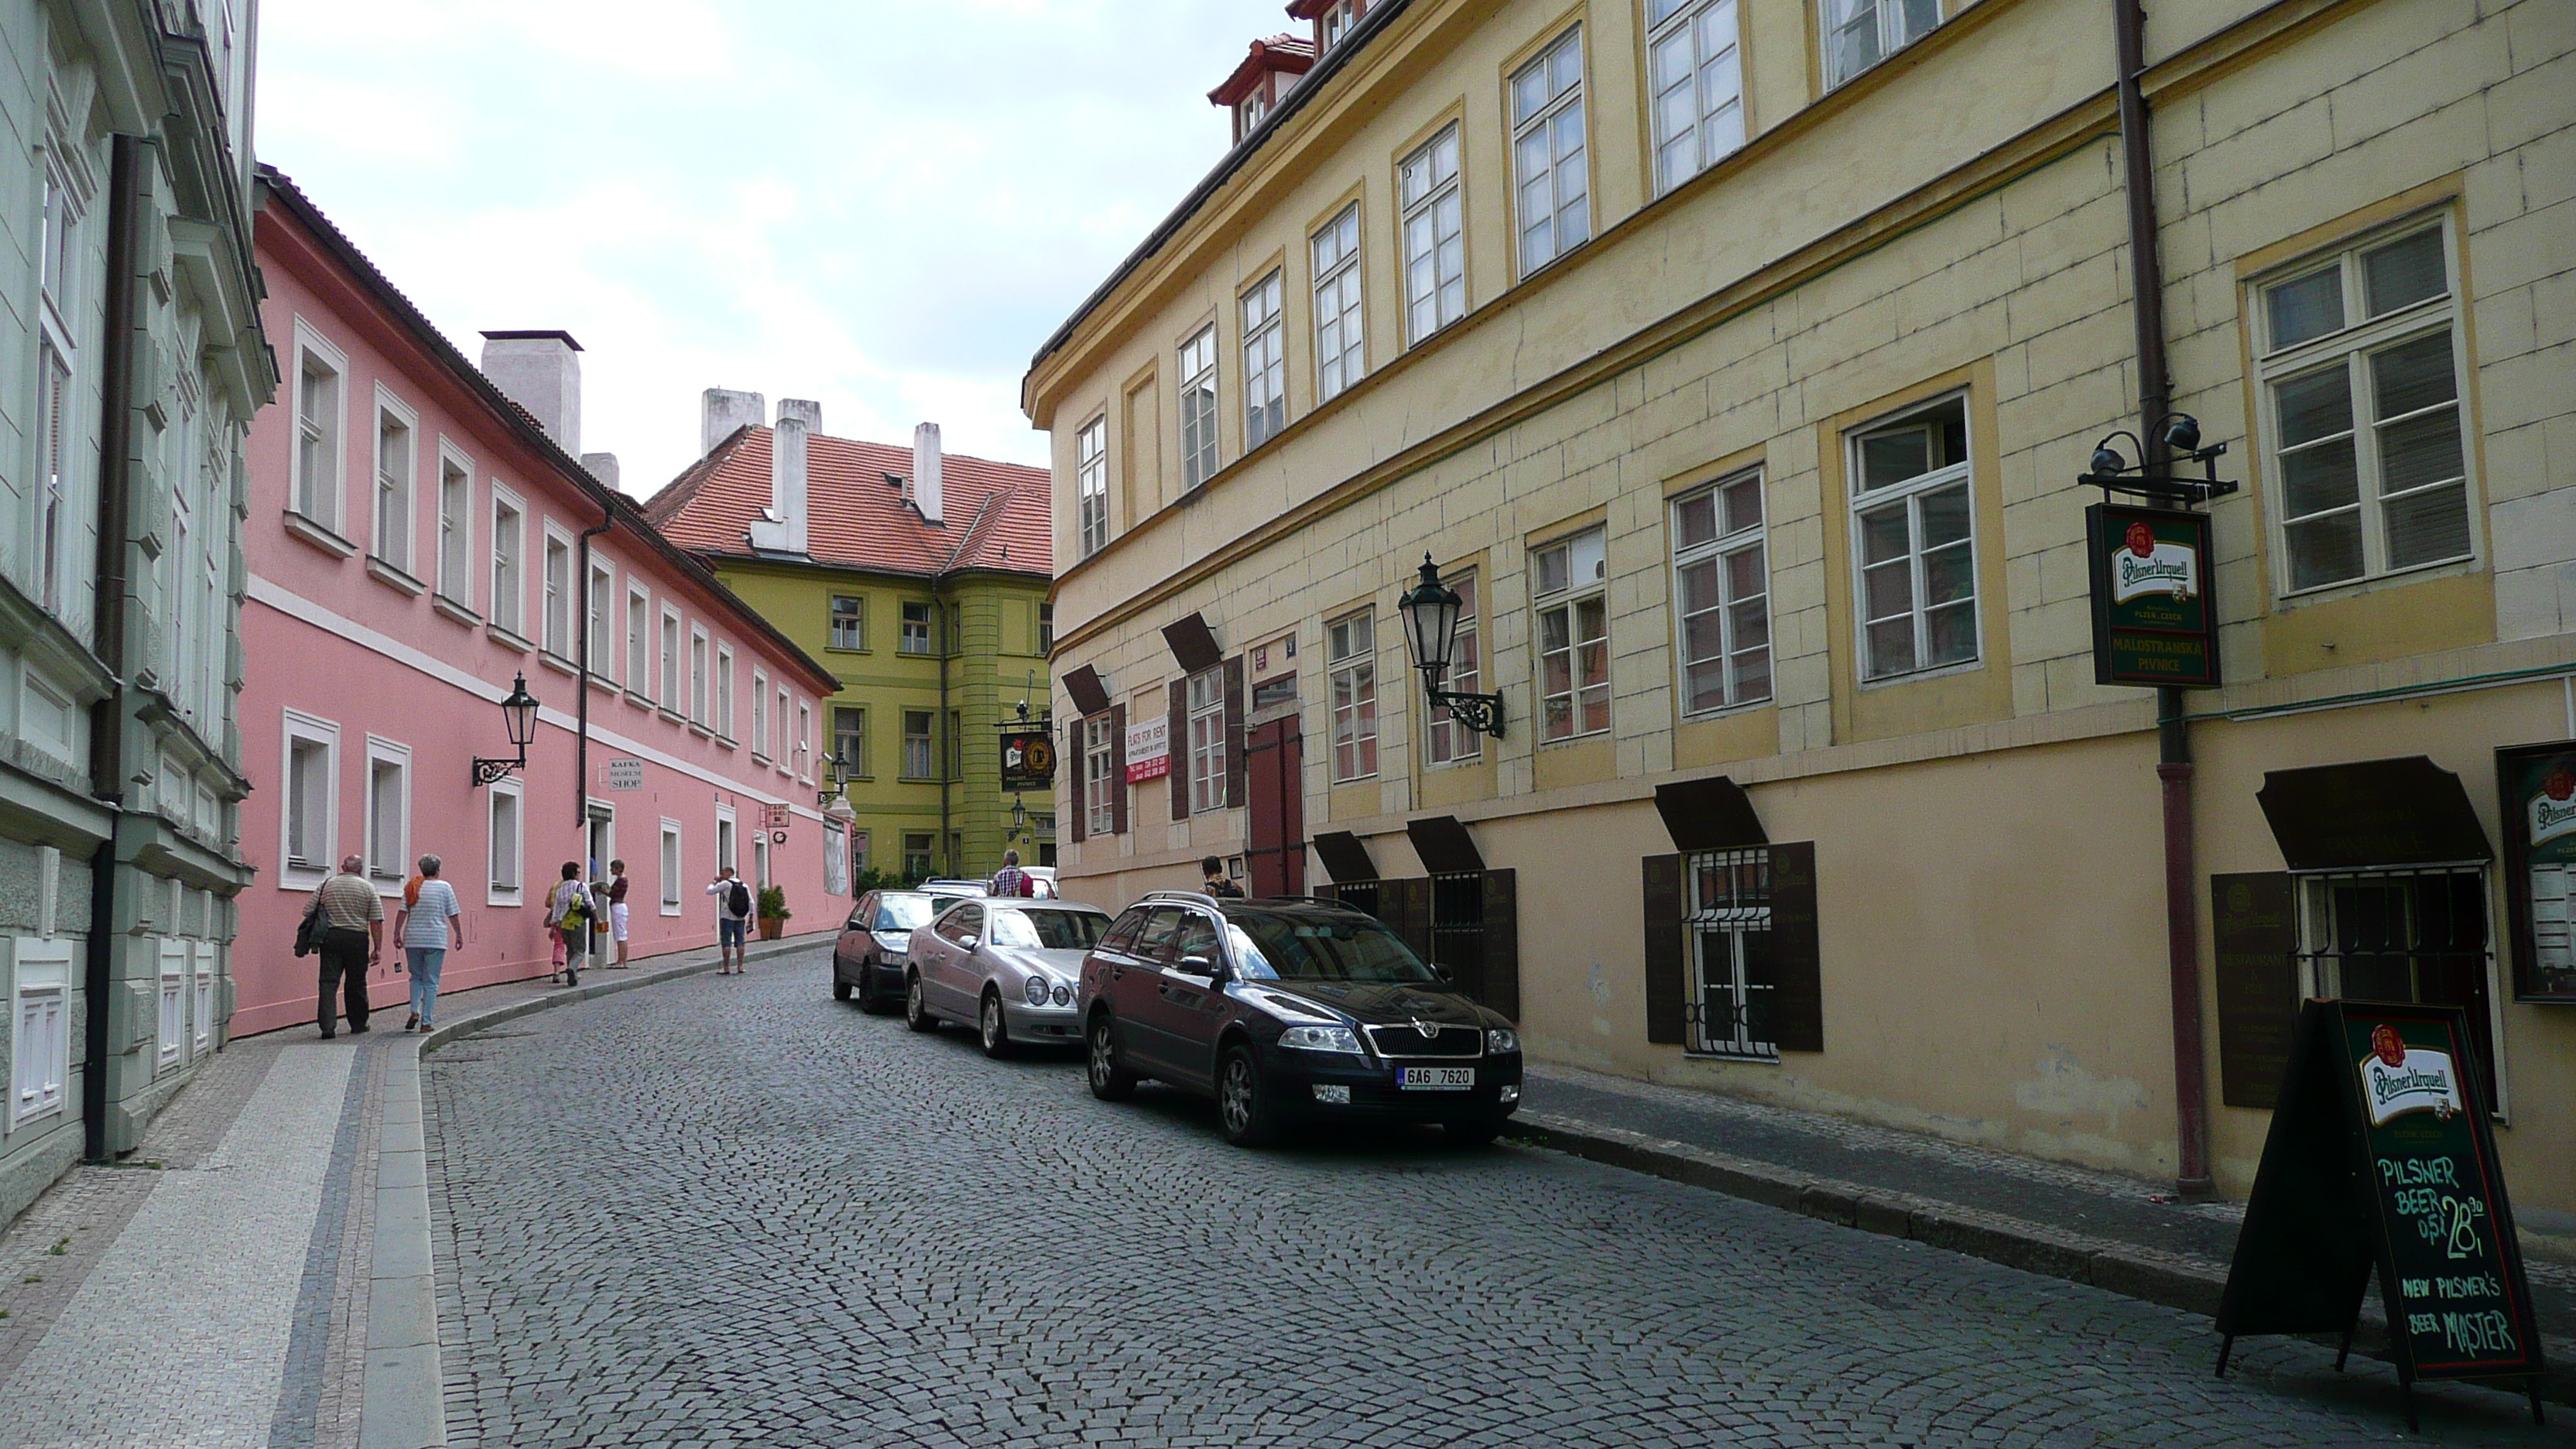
1643 854 1685 1045
1386 875 1434 964
1068 718 1086 844
1168 679 1190 820
1108 703 1128 836
2212 872 2298 1109
1766 841 1824 1053
1481 868 1520 1022
1223 655 1246 810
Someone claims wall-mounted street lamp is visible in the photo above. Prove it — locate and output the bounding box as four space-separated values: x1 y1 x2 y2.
817 750 852 810
471 673 540 787
1398 553 1506 739
2080 413 2239 505
1011 793 1029 841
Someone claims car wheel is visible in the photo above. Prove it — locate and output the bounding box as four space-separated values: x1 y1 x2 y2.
1217 1046 1278 1149
978 990 1014 1059
831 974 853 1002
1446 1112 1509 1148
904 974 939 1033
1087 1015 1136 1101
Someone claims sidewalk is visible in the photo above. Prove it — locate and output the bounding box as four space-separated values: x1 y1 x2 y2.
1514 1063 2576 1406
0 930 827 1449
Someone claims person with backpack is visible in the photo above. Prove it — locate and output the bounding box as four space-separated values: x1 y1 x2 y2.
545 862 591 988
987 849 1033 899
706 865 752 975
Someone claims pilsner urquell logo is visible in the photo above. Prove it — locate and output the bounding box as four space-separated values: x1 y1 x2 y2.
2358 1023 2461 1126
2530 767 2576 846
2110 520 2198 604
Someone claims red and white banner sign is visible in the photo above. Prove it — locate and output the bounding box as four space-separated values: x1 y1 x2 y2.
1125 716 1170 783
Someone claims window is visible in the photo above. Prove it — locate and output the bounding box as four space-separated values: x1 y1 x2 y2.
852 828 872 874
829 594 865 650
490 492 524 636
1425 571 1482 766
903 710 935 779
1039 604 1055 653
543 532 573 656
1179 327 1220 490
753 836 772 891
903 831 935 881
1313 204 1367 403
751 669 770 759
715 646 735 739
1534 529 1611 740
1687 848 1778 1060
282 712 337 877
1673 472 1771 712
1509 29 1590 276
899 601 934 655
1648 0 1745 195
1242 272 1286 449
158 938 187 1068
834 707 867 777
437 456 472 603
1400 123 1467 344
776 687 792 764
193 941 214 1054
373 403 415 572
1822 0 1938 88
1320 0 1357 48
1327 609 1379 781
588 561 615 674
1238 89 1271 136
716 805 738 875
294 348 341 531
1187 668 1227 814
487 778 523 904
1084 715 1117 838
365 739 409 882
1077 416 1108 557
660 820 683 913
660 609 682 709
13 940 72 1123
825 822 850 896
1850 396 1975 680
690 629 711 726
2256 223 2475 593
2297 868 2499 1108
796 701 814 780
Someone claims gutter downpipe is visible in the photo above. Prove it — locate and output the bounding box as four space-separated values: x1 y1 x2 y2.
576 511 614 833
2115 0 2215 1201
937 578 953 878
84 135 142 1162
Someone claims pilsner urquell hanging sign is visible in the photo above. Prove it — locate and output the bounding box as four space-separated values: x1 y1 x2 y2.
2086 502 2219 688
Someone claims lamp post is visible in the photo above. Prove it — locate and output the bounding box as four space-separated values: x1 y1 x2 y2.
817 750 851 810
471 673 540 786
1396 553 1505 738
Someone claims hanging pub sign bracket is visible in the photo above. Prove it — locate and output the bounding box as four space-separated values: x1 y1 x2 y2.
2079 414 2240 506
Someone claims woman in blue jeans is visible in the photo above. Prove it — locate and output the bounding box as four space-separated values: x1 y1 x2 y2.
393 855 464 1032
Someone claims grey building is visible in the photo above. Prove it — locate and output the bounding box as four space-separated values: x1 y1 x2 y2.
0 0 272 1226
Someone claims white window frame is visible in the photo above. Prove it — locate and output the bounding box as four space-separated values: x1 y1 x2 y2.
157 937 188 1069
660 606 683 711
1685 847 1780 1061
489 486 526 639
1509 27 1591 277
1399 123 1467 345
1672 470 1773 716
1178 327 1220 491
1822 0 1939 89
625 583 652 697
1187 666 1227 814
2251 217 2478 598
902 708 936 780
12 938 73 1124
291 320 348 533
776 687 793 771
1533 528 1612 742
899 601 934 656
36 152 86 618
1077 416 1109 557
1312 203 1367 403
715 803 738 876
715 645 735 741
364 735 412 889
371 387 419 575
192 940 216 1054
1647 0 1747 196
435 443 475 606
1320 0 1357 48
753 835 772 892
1848 394 1978 683
1424 569 1483 766
751 668 771 762
280 710 339 886
588 558 617 678
1242 272 1286 450
541 524 575 659
486 776 524 906
796 700 814 782
1084 715 1116 838
690 627 711 728
828 593 865 651
1327 608 1379 783
659 819 684 914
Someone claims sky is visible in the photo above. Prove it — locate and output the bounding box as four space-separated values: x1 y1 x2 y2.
255 0 1285 495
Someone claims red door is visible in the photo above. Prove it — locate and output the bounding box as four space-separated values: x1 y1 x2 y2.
1245 717 1304 899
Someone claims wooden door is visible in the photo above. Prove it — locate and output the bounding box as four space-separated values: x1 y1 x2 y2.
1244 717 1304 899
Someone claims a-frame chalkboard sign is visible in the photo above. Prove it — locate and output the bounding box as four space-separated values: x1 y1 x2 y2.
2216 999 2545 1430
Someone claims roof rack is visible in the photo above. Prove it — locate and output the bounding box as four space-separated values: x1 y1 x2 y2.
1139 890 1225 911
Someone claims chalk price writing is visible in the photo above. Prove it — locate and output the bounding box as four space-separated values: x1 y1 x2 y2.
2378 1156 2487 1259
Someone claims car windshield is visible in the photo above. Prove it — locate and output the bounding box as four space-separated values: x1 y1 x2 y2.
875 896 935 932
989 909 1112 951
1226 913 1440 984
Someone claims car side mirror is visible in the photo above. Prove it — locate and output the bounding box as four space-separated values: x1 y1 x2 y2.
960 936 979 951
847 916 864 930
1182 954 1228 983
1429 961 1454 982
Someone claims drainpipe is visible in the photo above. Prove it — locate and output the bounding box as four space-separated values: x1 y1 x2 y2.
574 510 613 833
83 135 141 1162
2115 0 2214 1201
936 579 952 876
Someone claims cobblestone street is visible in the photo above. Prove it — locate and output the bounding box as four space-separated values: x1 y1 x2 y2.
424 947 2559 1449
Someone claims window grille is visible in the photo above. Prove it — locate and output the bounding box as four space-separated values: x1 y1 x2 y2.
1686 847 1776 1060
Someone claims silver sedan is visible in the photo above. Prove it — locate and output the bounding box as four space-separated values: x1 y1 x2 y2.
902 899 1114 1057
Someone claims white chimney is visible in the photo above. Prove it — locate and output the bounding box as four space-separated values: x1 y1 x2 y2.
913 421 943 526
701 388 766 454
581 452 620 492
748 398 819 555
480 331 583 454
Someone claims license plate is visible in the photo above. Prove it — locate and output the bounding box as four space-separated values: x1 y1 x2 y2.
1399 1067 1475 1091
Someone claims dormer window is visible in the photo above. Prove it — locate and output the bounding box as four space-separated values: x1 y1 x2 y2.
1320 0 1358 49
1211 32 1317 145
1240 88 1272 135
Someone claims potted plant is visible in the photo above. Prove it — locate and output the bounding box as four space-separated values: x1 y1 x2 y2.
756 885 790 940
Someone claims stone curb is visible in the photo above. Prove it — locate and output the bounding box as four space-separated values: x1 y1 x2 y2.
1506 1111 2576 1407
355 932 828 1449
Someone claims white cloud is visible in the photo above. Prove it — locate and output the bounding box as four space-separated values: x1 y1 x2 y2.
255 0 1279 492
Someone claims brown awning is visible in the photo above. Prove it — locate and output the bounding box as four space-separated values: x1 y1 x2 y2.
1062 666 1111 718
1162 613 1223 675
1406 816 1485 875
2256 756 2492 872
1653 776 1767 851
1312 831 1377 882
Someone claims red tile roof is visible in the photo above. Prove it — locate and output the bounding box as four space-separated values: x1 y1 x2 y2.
1209 34 1317 105
642 426 1053 580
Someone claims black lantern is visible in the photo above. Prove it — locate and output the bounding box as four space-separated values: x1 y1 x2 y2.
2078 413 2237 505
1011 793 1028 841
1396 553 1505 738
817 749 851 809
472 673 541 786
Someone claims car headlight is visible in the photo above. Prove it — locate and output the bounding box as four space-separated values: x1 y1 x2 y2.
1486 1028 1520 1055
1051 983 1072 1006
1279 1024 1364 1054
1023 977 1050 1006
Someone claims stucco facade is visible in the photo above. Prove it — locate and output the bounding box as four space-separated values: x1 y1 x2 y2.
1026 0 2576 1215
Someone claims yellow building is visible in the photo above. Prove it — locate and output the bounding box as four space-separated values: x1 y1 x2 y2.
649 396 1055 884
1023 0 2576 1217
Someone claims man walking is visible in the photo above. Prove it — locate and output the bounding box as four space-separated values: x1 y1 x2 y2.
606 858 632 968
310 854 382 1037
987 849 1033 899
1202 856 1245 899
705 865 752 975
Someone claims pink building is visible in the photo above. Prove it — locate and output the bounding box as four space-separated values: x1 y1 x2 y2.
231 170 848 1037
